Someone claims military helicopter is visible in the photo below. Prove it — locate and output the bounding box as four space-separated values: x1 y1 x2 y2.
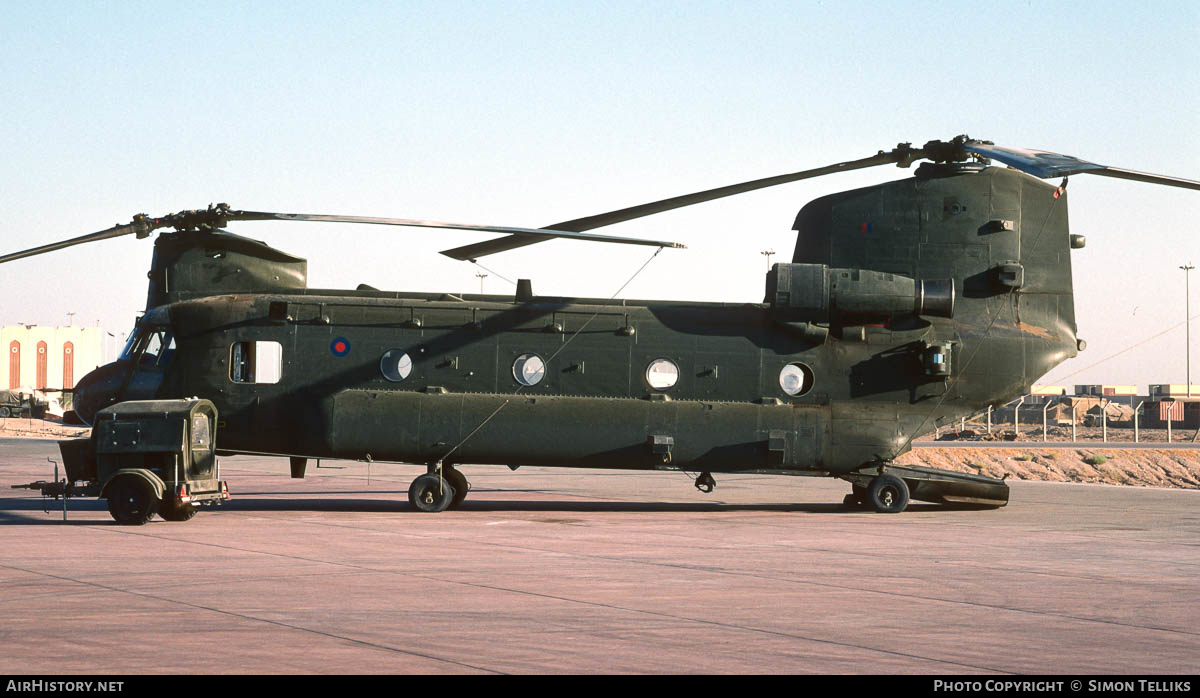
4 135 1197 520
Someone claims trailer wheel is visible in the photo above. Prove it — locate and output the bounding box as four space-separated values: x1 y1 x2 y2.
0 406 10 418
159 500 197 522
443 468 470 508
869 474 910 514
107 477 160 525
408 473 456 513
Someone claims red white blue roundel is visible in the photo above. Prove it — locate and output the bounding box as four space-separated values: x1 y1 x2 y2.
330 337 351 357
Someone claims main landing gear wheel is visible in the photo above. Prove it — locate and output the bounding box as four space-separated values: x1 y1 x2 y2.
107 477 160 525
408 473 456 513
869 474 910 514
442 467 470 508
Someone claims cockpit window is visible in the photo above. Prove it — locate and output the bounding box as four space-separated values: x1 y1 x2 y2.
142 332 164 364
159 335 176 365
119 329 141 360
120 328 175 367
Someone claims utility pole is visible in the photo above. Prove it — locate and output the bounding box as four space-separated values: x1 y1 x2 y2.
1183 263 1194 397
475 272 488 295
761 249 775 270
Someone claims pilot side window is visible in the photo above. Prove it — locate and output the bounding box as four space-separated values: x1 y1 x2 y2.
140 331 175 367
121 328 176 367
230 341 283 384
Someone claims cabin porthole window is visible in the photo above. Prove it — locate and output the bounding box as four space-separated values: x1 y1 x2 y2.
779 362 814 396
380 350 413 382
512 353 546 386
645 358 679 390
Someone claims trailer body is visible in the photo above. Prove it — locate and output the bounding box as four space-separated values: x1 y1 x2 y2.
15 398 229 524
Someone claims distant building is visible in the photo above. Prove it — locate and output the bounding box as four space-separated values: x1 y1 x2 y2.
1143 400 1200 429
1149 384 1200 398
1074 384 1138 397
2 325 104 390
1031 384 1069 396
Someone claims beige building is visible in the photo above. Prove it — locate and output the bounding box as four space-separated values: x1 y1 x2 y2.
1074 384 1138 397
2 325 104 391
1149 384 1200 398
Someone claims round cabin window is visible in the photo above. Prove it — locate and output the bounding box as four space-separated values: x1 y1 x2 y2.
645 358 679 390
380 350 413 382
513 353 546 386
779 362 815 396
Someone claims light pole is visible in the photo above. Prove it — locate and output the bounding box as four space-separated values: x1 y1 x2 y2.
475 272 488 295
761 249 775 270
1183 263 1194 397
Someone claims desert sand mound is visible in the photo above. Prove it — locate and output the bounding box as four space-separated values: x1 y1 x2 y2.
899 447 1200 489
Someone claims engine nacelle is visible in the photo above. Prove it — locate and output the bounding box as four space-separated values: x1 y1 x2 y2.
766 263 954 323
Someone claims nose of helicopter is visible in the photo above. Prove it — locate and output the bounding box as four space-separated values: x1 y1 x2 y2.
71 361 131 426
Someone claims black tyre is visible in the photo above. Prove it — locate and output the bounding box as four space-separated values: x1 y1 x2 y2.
443 468 470 508
0 406 10 418
159 500 197 522
107 477 160 525
869 474 910 514
408 473 456 513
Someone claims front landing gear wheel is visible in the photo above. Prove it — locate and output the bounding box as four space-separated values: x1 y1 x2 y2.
107 477 160 525
443 467 470 508
159 500 197 522
408 473 456 513
869 474 910 514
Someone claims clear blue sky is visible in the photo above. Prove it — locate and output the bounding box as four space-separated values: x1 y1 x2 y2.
1 1 1197 387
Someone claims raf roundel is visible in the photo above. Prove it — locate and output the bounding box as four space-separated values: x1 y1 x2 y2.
330 337 351 357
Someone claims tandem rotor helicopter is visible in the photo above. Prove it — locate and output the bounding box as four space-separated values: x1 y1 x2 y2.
5 135 1198 522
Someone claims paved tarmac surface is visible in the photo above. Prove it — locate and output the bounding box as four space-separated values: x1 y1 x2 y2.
1 437 1198 674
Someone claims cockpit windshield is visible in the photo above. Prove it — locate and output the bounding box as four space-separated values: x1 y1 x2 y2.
119 327 176 367
119 329 140 360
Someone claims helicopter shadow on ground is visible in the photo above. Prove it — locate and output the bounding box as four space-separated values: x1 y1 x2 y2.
160 496 957 515
0 498 110 525
0 492 961 522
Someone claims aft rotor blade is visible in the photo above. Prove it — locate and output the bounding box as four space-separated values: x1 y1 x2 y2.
548 149 914 232
963 141 1200 191
233 211 686 252
441 145 922 259
439 235 544 261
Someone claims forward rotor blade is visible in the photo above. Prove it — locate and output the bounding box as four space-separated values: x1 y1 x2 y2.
963 141 1200 191
441 145 922 259
0 220 149 264
0 207 686 266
